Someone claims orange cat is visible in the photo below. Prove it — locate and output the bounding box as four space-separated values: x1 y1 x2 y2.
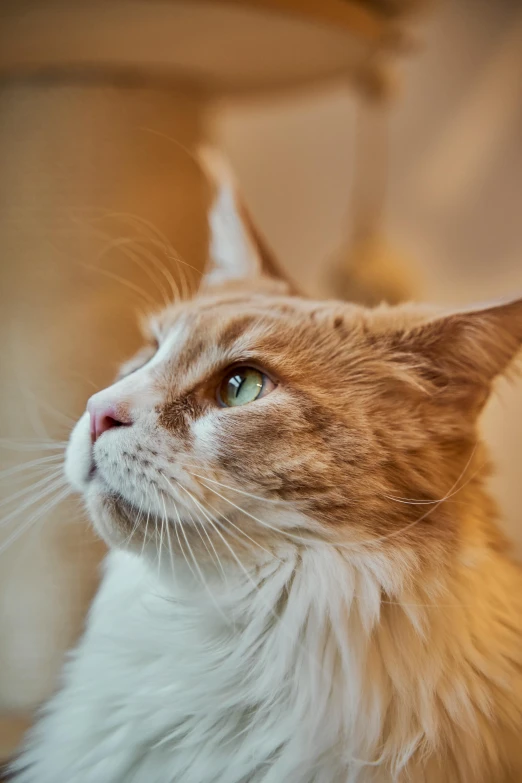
13 158 522 783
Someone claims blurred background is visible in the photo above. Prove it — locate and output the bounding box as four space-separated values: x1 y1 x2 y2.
1 0 521 763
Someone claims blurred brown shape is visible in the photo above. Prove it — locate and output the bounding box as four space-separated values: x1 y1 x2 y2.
332 232 418 306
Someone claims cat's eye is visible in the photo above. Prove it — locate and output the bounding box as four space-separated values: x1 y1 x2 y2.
217 367 275 408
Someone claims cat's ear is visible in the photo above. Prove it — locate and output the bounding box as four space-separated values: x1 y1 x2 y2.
399 298 522 412
199 148 294 292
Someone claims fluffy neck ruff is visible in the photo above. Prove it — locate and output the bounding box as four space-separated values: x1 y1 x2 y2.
144 511 522 783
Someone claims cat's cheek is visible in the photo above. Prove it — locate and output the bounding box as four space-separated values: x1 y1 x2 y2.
191 410 222 461
65 411 93 492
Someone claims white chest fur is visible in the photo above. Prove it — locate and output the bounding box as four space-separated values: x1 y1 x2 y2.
13 547 521 783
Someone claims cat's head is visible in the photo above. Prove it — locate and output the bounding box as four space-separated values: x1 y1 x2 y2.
65 155 522 577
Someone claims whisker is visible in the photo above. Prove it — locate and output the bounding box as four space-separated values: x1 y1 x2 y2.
79 262 157 308
137 127 203 172
160 476 233 623
195 444 482 553
203 496 283 562
153 487 167 578
104 210 201 276
176 507 209 589
87 210 198 300
191 511 228 585
0 456 64 483
140 505 152 558
92 234 171 307
161 477 395 695
161 475 211 583
0 467 64 510
0 486 72 557
186 471 284 506
0 475 70 530
22 388 76 428
172 504 196 584
123 495 145 550
365 446 481 546
175 483 257 582
198 480 311 548
125 238 182 305
0 438 67 452
383 459 484 507
158 489 178 583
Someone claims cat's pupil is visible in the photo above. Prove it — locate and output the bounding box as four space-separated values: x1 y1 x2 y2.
230 374 245 399
221 368 264 407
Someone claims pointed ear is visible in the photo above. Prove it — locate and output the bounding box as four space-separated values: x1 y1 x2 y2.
199 148 295 293
398 298 522 412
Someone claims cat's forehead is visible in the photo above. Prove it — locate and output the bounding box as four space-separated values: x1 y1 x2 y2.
150 293 322 347
146 294 440 383
143 292 352 389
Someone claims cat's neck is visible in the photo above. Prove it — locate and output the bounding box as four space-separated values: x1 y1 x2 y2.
120 511 522 778
148 512 521 654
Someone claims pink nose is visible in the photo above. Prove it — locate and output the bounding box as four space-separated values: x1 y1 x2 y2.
87 398 132 443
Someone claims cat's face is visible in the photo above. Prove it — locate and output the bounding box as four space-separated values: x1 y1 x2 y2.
65 289 409 555
65 159 522 570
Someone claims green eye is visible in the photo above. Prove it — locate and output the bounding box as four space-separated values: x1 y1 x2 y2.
218 367 273 408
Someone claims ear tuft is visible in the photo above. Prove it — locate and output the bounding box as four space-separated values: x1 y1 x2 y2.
198 146 295 293
398 297 522 411
199 146 262 287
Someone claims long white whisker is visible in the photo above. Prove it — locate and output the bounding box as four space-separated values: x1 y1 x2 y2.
186 471 283 506
175 483 257 584
176 507 209 588
198 480 311 548
198 445 480 552
123 495 145 550
383 457 484 507
140 506 152 558
103 210 201 276
203 497 282 562
365 446 481 546
79 262 157 308
153 487 167 578
162 475 214 586
0 467 64 510
0 455 63 481
172 504 197 583
128 239 181 305
161 478 233 624
0 486 71 557
159 480 355 697
0 438 67 452
87 209 196 300
92 235 171 308
159 489 177 583
0 476 68 529
191 511 228 584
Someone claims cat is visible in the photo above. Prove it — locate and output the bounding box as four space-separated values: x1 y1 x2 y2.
11 155 522 783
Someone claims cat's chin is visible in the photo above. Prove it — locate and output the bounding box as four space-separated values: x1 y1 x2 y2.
85 489 149 549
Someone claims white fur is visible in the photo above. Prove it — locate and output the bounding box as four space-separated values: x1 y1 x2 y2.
13 531 522 783
11 544 402 783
